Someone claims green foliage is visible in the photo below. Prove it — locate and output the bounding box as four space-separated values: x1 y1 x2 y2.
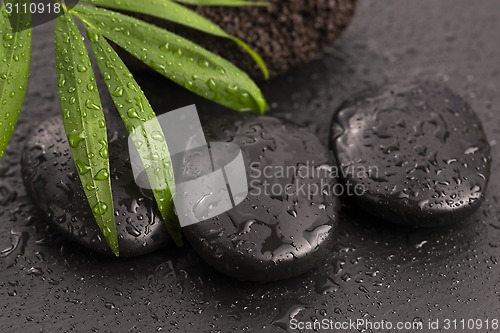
0 0 32 160
174 0 269 6
0 0 268 255
55 10 118 255
84 25 183 246
72 5 268 113
81 0 269 79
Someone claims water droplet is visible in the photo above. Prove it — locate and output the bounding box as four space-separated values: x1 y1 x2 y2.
150 61 166 73
198 59 209 68
85 99 100 110
159 43 169 52
112 86 124 97
207 78 217 91
75 160 91 175
3 33 13 41
127 82 137 92
58 74 66 87
87 30 99 42
126 224 141 237
151 131 164 141
215 67 226 75
239 92 250 102
127 108 139 119
93 202 108 215
94 168 110 180
100 146 109 159
226 84 238 94
77 64 87 72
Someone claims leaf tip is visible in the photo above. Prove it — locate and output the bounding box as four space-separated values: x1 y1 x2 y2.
261 66 270 80
173 236 184 247
106 235 120 256
107 239 120 257
254 94 269 114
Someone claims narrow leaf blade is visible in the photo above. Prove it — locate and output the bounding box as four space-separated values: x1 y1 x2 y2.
0 0 31 160
174 0 269 6
84 25 183 246
72 5 268 113
55 10 118 255
80 0 268 78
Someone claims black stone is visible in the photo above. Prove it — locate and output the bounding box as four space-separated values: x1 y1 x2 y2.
118 0 358 79
21 115 172 257
330 81 491 226
184 114 340 282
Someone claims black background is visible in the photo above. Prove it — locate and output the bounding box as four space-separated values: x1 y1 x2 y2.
0 0 499 332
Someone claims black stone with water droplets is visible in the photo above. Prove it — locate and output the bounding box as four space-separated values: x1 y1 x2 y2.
21 116 172 257
184 114 340 282
330 81 491 226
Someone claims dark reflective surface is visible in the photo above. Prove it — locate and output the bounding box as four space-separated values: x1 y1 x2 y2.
1 0 499 331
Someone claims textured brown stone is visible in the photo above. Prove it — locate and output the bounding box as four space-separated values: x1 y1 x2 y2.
116 0 358 79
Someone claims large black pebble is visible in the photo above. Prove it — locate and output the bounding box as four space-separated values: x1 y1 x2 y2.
330 81 491 226
184 114 340 282
21 116 172 257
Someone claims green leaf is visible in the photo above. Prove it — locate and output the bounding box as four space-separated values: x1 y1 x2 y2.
80 0 268 79
84 25 183 246
54 10 119 255
174 0 269 6
71 5 268 113
0 0 31 160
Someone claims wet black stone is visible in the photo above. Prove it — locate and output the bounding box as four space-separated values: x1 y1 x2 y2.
21 115 172 257
184 114 340 282
330 81 491 226
120 0 358 79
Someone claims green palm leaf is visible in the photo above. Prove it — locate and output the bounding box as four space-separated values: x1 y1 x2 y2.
55 10 118 255
174 0 268 6
84 25 182 246
71 4 268 113
80 0 269 79
0 0 31 160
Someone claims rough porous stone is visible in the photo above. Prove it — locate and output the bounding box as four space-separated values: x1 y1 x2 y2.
184 114 340 282
330 81 491 226
119 0 358 79
21 116 172 257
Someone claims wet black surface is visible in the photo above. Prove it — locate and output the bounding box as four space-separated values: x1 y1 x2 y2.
330 81 491 226
184 115 340 282
21 116 172 257
0 0 499 332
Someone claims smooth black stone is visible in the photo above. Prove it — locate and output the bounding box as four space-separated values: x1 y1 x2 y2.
330 81 491 226
21 115 172 257
184 114 340 282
